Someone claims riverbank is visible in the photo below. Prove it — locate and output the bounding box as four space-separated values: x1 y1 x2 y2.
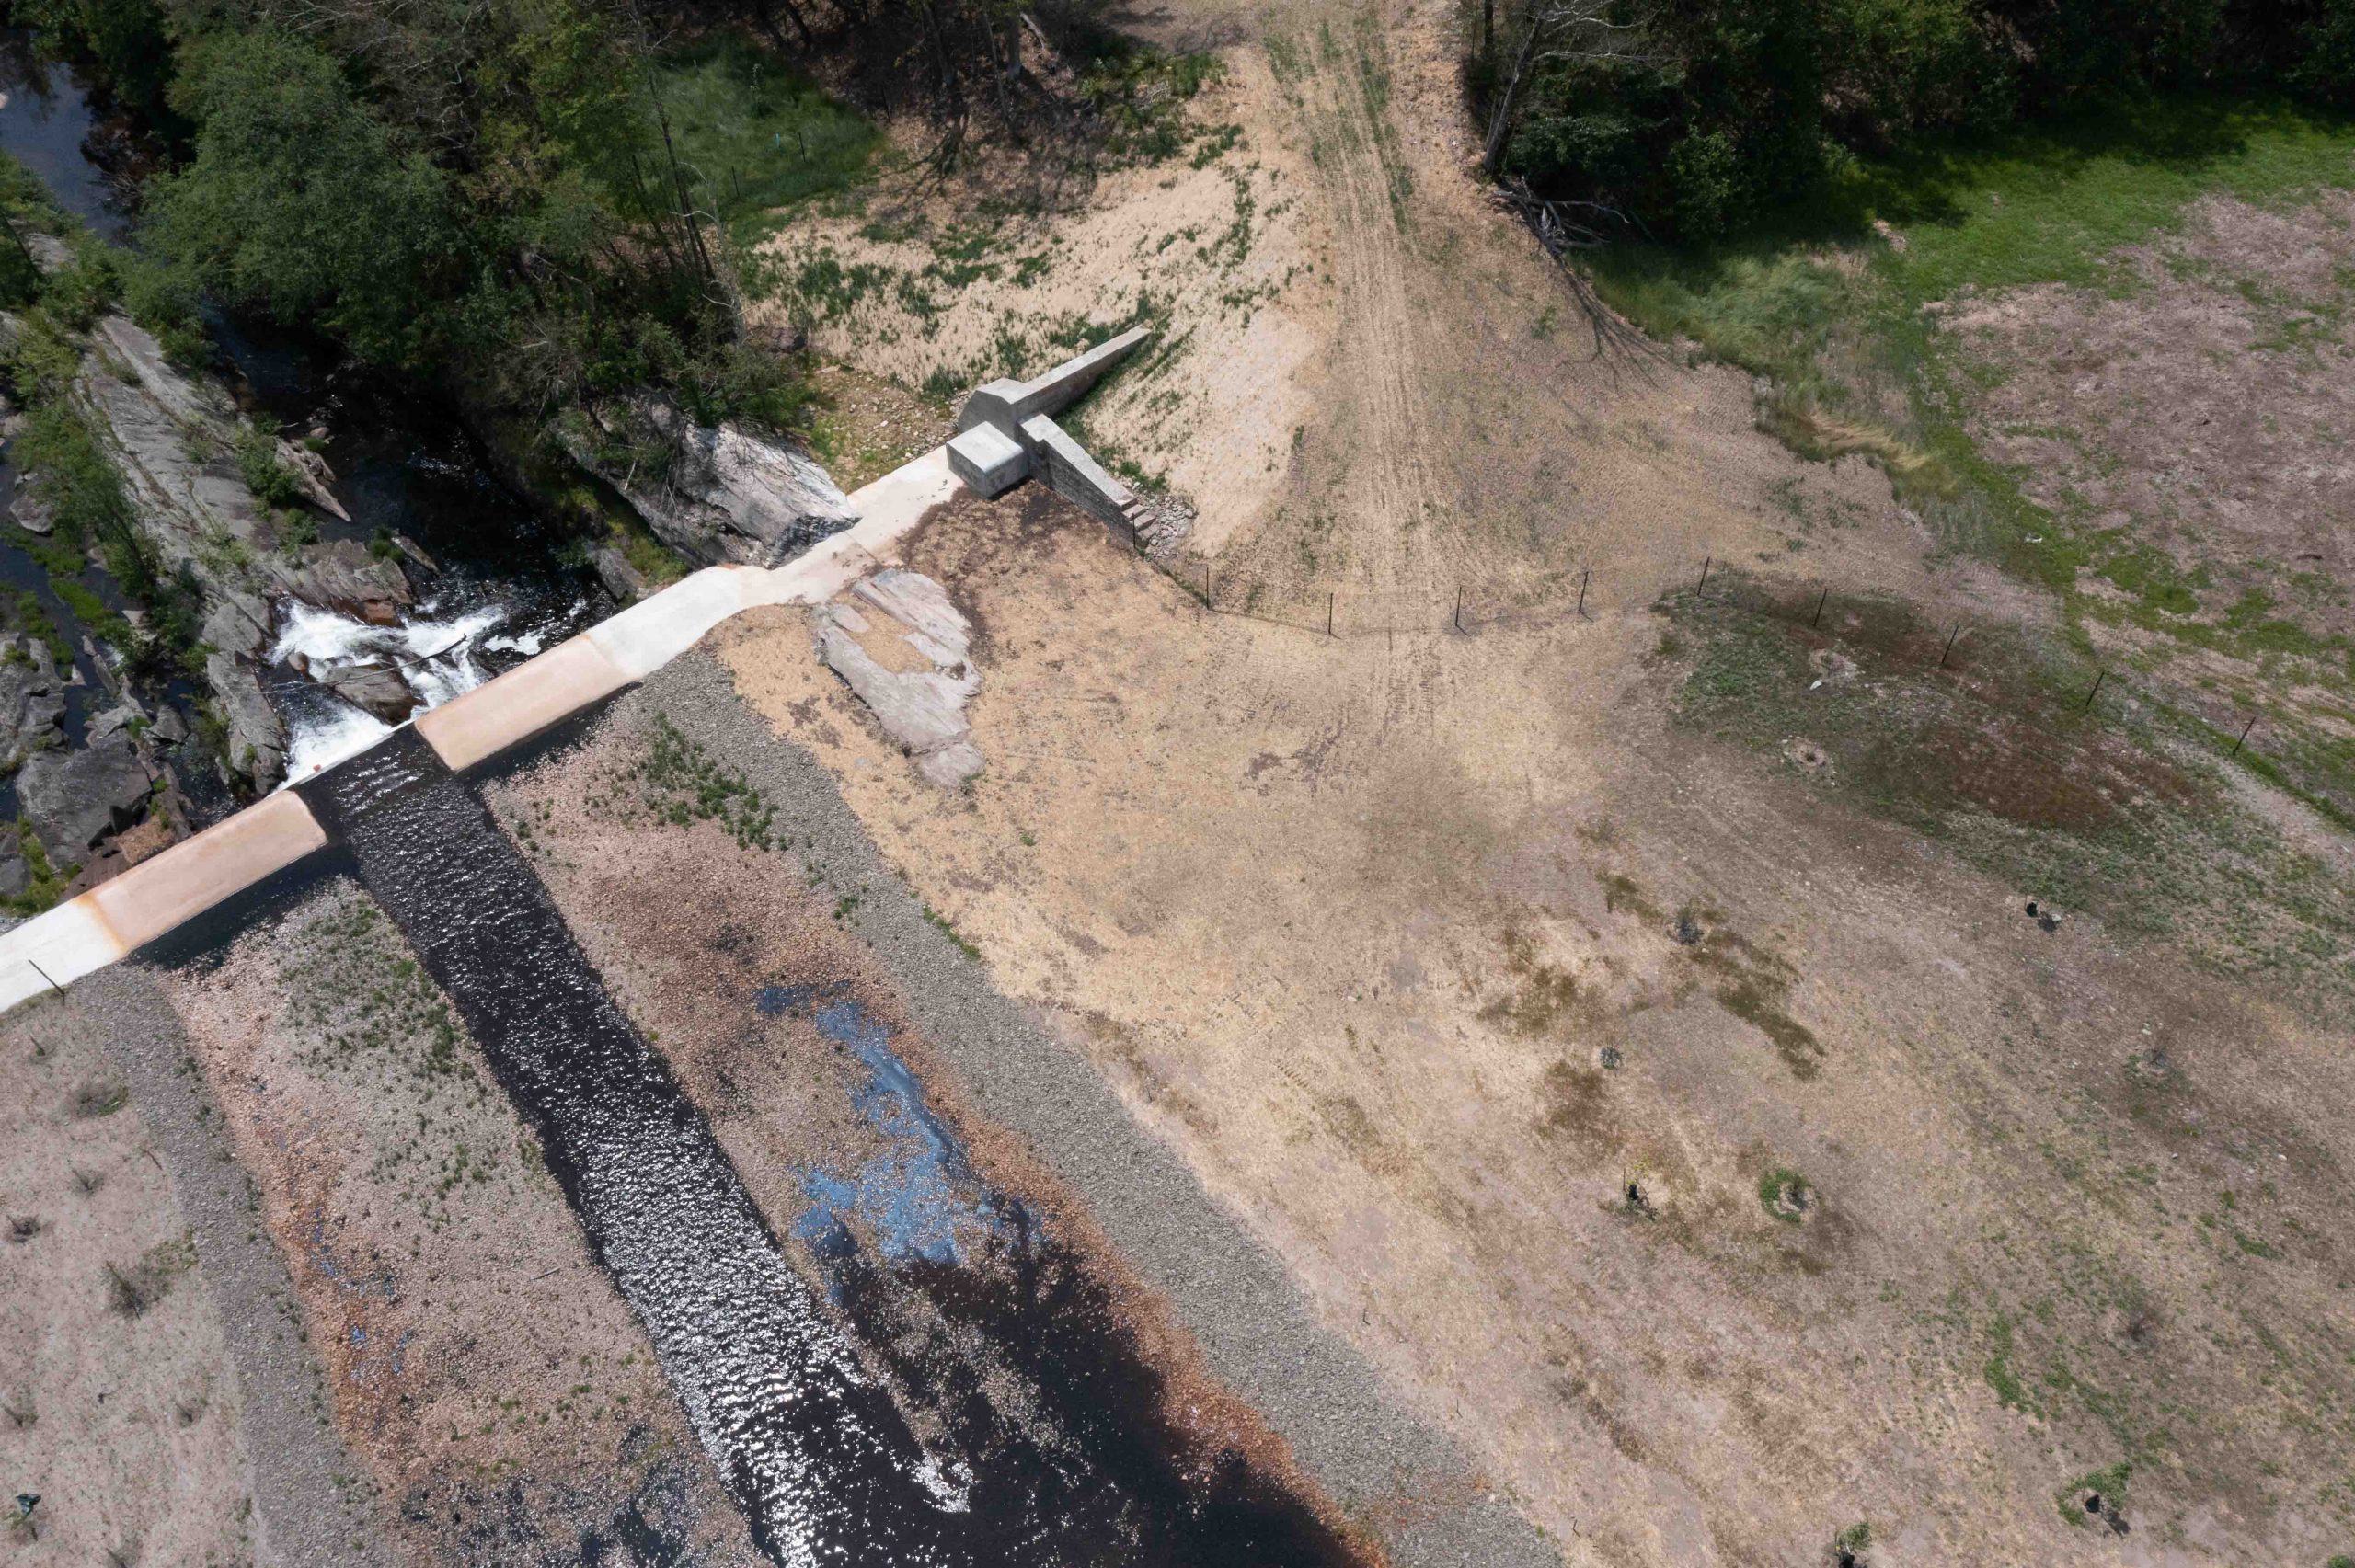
0 574 1548 1564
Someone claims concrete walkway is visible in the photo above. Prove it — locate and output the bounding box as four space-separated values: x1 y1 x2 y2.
0 445 962 1015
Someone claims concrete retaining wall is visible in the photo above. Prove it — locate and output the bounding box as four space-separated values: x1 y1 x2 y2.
0 446 963 1016
1020 415 1138 544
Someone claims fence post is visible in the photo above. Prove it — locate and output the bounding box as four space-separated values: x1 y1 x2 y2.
1938 624 1960 670
2231 715 2257 758
1811 586 1828 628
1578 567 1589 618
1453 586 1465 633
1327 591 1336 638
1696 555 1711 596
2082 670 2108 713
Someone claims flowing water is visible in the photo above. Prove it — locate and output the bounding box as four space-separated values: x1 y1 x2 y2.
0 40 611 798
299 731 1361 1567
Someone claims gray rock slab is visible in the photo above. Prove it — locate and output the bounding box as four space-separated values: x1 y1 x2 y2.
0 636 65 769
813 568 982 785
561 395 858 569
17 730 150 864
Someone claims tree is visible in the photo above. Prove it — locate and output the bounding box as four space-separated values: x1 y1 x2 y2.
144 29 464 369
1481 0 1651 176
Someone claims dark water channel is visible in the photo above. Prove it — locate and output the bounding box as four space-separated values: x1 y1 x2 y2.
300 731 1360 1567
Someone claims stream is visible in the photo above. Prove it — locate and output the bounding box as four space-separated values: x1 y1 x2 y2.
0 36 610 821
299 729 1362 1567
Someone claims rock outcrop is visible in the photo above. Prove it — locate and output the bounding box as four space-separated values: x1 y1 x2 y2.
559 395 857 569
814 569 982 788
281 538 409 625
58 312 419 788
0 637 66 771
17 729 150 866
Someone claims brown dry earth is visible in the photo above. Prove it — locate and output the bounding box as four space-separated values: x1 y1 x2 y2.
0 989 256 1567
1950 188 2355 644
474 713 1359 1533
155 887 763 1566
708 0 2355 1559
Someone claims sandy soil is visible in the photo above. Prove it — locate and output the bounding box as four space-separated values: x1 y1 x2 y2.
706 11 2355 1557
712 471 2355 1563
155 884 763 1567
753 0 1980 622
475 703 1410 1559
0 987 256 1567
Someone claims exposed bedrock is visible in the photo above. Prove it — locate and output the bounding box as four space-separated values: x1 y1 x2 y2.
558 394 858 569
7 310 425 790
814 569 983 787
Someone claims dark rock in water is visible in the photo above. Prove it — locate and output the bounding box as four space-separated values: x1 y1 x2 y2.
557 394 856 569
280 538 411 625
17 731 149 864
0 637 66 770
319 660 416 724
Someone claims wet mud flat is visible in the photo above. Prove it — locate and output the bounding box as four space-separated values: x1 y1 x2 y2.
302 728 1367 1565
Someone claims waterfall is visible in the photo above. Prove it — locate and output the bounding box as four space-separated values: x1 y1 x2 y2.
268 591 592 784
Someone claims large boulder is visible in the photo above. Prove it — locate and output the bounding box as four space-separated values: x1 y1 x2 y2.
813 569 982 788
204 648 287 785
17 730 150 866
280 538 409 625
317 660 417 724
558 395 856 569
0 636 65 770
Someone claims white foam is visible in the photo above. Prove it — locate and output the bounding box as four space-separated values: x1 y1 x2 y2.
281 697 394 783
269 597 515 784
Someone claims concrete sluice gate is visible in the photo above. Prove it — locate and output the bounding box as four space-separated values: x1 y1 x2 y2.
295 730 1356 1566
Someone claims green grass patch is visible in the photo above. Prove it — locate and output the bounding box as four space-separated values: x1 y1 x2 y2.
653 37 882 226
2056 1461 2132 1526
631 715 777 851
923 904 981 961
1757 1166 1811 1223
1667 581 2355 1001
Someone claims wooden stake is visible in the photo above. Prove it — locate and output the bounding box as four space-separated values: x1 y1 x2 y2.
1577 567 1589 618
1696 555 1711 595
2082 670 2108 712
1938 624 1959 669
1811 586 1829 628
1327 591 1336 638
2231 715 2257 758
1454 586 1465 633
